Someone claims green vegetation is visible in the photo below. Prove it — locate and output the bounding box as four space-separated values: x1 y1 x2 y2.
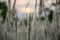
40 16 45 21
0 2 8 23
48 10 53 23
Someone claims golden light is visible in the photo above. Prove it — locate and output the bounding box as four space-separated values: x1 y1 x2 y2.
22 7 31 14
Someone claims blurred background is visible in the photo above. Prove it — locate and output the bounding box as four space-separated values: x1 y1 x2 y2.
0 0 60 40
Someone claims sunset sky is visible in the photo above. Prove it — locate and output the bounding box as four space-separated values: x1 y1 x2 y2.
2 0 56 20
10 0 56 20
2 0 56 13
10 0 56 13
11 0 36 13
10 0 38 20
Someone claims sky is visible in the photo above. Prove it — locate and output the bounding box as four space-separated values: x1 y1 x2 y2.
10 0 56 20
1 0 36 20
1 0 56 20
11 0 35 13
1 0 56 13
10 0 36 20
